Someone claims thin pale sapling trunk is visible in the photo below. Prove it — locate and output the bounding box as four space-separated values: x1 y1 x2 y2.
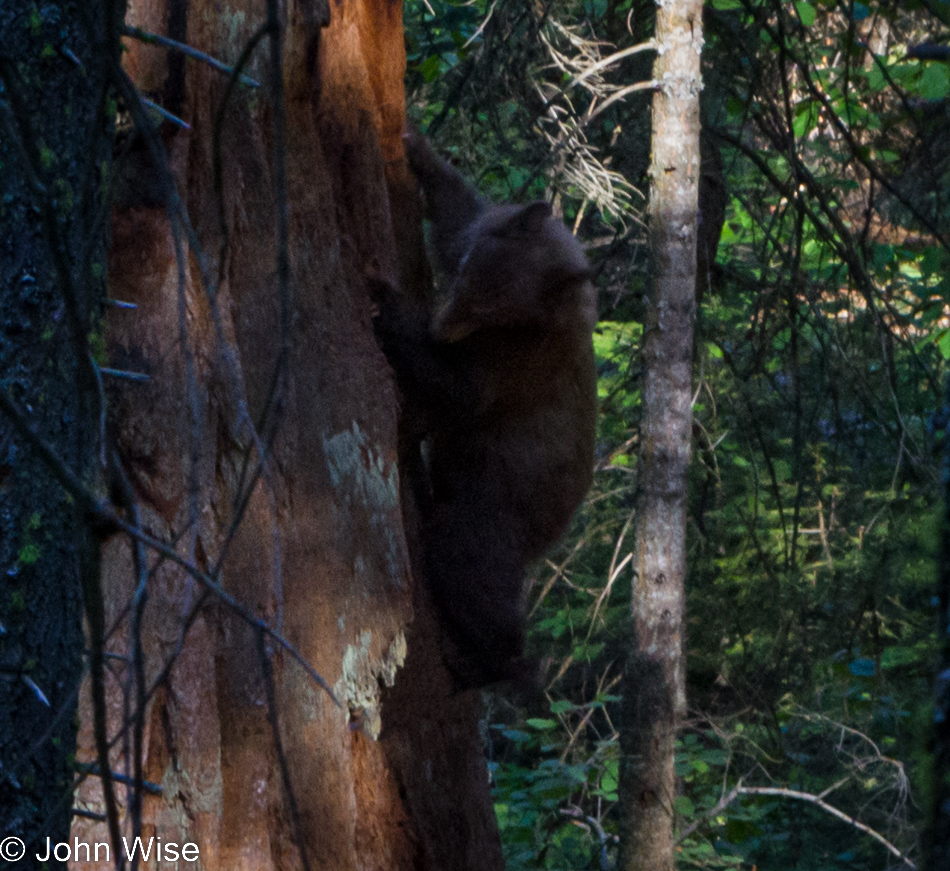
619 0 703 868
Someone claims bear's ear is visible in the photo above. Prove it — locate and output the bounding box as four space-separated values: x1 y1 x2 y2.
498 201 552 236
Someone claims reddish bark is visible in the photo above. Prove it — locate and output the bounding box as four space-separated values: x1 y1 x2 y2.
70 3 503 869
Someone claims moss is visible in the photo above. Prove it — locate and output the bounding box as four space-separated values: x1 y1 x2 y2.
18 542 41 566
88 328 107 365
53 177 74 214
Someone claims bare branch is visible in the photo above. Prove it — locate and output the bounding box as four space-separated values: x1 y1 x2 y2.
566 40 656 91
676 782 744 843
122 24 261 87
0 388 339 707
738 786 916 868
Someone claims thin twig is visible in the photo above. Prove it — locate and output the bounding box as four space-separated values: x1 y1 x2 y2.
0 387 339 707
99 367 149 382
76 763 163 796
566 40 656 91
141 97 190 130
0 50 125 868
122 24 261 87
676 782 743 842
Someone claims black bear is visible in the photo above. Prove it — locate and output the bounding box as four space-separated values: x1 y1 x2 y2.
376 129 598 689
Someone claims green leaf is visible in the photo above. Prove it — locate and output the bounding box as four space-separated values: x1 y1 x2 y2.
899 260 922 280
793 101 816 138
795 1 816 26
418 54 441 83
674 795 695 817
501 729 530 743
881 645 924 668
937 329 950 360
18 542 41 566
868 63 886 92
726 818 762 843
701 749 727 766
526 718 557 730
921 246 947 279
919 63 950 100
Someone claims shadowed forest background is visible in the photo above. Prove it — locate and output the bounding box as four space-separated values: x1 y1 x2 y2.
405 1 949 868
0 0 949 870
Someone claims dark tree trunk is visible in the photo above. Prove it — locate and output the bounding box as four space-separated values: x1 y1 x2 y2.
618 1 703 869
0 3 120 862
928 369 950 868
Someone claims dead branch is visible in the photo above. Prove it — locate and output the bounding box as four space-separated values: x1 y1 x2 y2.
737 785 915 868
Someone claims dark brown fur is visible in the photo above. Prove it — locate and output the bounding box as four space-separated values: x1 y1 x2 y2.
376 130 597 689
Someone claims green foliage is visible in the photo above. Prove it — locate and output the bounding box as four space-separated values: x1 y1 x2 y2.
406 0 948 866
17 542 41 566
405 5 481 84
16 511 44 568
490 694 621 869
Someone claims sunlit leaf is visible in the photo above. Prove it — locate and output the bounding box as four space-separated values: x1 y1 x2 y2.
920 63 950 100
794 1 816 26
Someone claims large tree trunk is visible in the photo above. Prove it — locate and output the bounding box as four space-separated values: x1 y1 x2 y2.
618 1 703 869
0 2 119 861
68 3 503 869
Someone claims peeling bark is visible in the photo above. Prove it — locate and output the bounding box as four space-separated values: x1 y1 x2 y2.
69 3 503 869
